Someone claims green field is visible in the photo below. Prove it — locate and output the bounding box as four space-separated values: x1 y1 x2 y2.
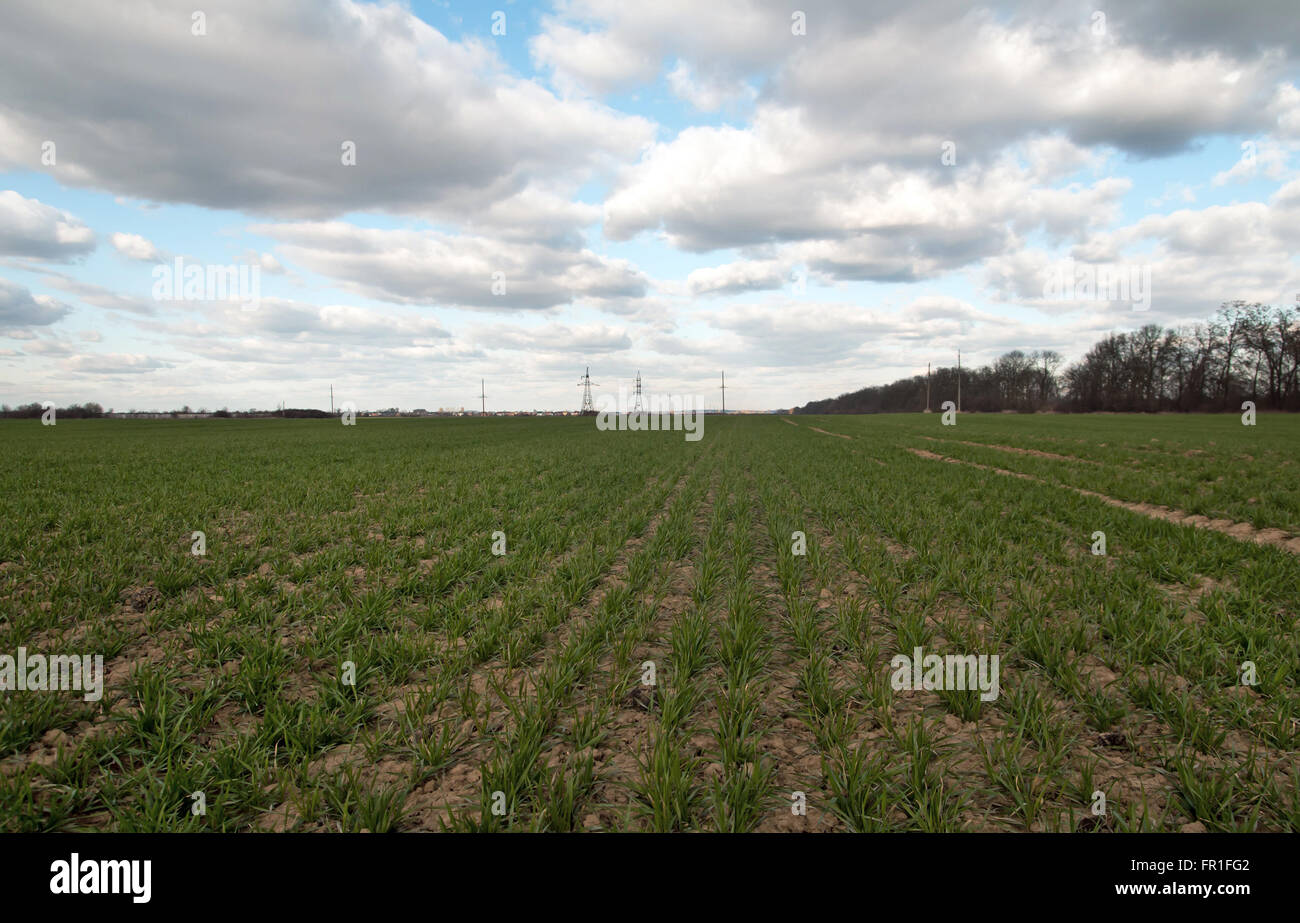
1 413 1298 831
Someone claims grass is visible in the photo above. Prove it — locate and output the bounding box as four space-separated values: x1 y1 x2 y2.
0 413 1297 831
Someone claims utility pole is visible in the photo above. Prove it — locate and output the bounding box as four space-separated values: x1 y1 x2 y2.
480 379 486 415
720 371 727 414
925 363 931 412
957 351 962 413
330 385 333 416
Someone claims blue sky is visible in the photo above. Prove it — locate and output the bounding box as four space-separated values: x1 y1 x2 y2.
1 0 1298 411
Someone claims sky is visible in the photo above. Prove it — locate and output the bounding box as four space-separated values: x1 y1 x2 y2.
1 0 1298 413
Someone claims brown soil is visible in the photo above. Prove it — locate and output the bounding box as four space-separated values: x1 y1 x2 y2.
922 436 1102 465
808 427 851 440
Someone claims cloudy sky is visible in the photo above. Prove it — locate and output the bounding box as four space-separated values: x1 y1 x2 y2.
1 0 1298 412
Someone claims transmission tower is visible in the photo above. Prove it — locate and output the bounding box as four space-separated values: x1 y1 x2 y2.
578 367 598 415
632 371 644 412
720 371 727 414
480 379 486 415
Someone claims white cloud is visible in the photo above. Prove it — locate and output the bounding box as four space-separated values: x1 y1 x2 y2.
0 191 95 261
1211 139 1294 185
60 353 172 375
109 232 162 262
36 271 155 316
252 220 650 311
666 61 755 112
0 0 653 219
686 260 788 296
530 22 659 95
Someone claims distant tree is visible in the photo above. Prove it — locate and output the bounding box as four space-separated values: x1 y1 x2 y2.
797 302 1300 414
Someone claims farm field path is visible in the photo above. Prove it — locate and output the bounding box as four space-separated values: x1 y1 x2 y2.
905 445 1300 555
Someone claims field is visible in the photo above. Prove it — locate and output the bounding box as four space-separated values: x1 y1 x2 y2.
1 413 1298 832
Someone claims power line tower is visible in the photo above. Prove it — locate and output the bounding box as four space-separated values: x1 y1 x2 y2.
480 379 486 415
924 364 931 413
330 384 334 416
720 371 727 414
632 371 643 413
578 367 597 415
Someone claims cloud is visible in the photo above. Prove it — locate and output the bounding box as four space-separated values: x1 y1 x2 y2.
0 277 72 327
686 259 788 296
211 298 452 345
1101 1 1300 59
530 0 791 99
1211 139 1294 185
0 0 653 219
252 221 649 311
530 21 660 95
0 191 96 261
473 321 633 353
60 353 172 375
770 14 1278 159
35 270 156 316
705 296 1001 366
982 179 1300 319
109 232 162 261
609 133 1127 285
22 338 74 357
666 61 755 112
597 2 1287 265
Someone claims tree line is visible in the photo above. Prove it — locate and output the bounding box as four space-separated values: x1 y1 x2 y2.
796 302 1300 414
0 402 104 419
0 404 337 419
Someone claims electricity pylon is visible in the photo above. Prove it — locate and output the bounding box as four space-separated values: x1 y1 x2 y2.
578 367 597 415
